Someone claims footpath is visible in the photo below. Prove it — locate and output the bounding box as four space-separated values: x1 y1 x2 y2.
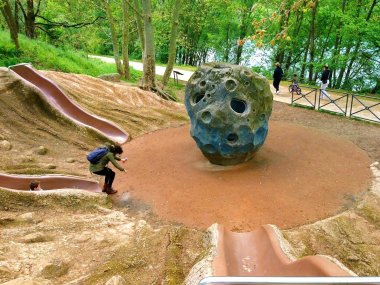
90 55 379 123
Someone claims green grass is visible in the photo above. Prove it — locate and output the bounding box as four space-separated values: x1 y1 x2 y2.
0 30 140 81
0 30 185 98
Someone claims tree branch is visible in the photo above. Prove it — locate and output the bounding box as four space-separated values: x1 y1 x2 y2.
125 0 142 19
361 51 380 64
16 0 26 19
36 24 51 35
35 15 105 28
34 0 41 16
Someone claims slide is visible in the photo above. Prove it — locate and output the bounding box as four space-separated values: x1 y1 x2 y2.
212 224 353 276
0 173 101 192
9 63 128 144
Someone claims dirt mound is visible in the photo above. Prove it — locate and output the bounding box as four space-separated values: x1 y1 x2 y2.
0 68 187 177
0 67 102 176
41 71 188 139
0 191 206 284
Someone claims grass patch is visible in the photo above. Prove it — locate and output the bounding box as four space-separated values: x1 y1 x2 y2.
0 30 141 81
349 115 380 125
291 103 315 110
317 108 346 116
357 204 380 228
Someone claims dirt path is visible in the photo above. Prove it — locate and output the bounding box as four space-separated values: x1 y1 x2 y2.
115 121 371 231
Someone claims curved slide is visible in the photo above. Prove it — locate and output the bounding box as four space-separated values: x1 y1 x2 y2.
9 63 128 144
212 224 353 277
0 173 101 192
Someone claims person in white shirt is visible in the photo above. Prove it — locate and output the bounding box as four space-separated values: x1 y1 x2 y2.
320 64 332 100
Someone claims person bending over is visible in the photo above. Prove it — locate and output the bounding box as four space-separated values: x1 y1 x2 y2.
90 144 127 195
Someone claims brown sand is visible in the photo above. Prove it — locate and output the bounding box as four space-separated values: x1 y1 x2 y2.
116 121 371 231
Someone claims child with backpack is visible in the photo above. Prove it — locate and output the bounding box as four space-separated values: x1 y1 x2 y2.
88 143 127 194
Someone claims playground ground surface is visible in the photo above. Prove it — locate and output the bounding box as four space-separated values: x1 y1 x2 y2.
0 69 379 282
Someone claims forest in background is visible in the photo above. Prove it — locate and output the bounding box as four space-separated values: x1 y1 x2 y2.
1 0 379 94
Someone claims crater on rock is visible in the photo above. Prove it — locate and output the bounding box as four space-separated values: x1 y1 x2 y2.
185 62 273 165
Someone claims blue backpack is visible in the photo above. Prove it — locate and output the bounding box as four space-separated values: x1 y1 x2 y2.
87 147 109 164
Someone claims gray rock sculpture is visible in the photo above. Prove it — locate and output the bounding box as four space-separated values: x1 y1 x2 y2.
185 62 273 165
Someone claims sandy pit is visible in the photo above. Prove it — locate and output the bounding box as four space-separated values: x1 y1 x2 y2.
115 121 371 231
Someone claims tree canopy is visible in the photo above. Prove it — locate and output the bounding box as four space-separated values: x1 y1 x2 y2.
1 0 379 93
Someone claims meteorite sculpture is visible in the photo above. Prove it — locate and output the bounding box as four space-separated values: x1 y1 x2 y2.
185 62 273 165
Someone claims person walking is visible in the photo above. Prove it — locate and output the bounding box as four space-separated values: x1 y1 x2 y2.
272 62 283 95
89 143 127 195
320 64 332 100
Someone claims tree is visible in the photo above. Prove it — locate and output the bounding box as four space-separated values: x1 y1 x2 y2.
330 0 347 87
141 0 156 90
133 0 144 52
299 1 319 82
17 0 40 38
342 0 378 89
235 0 255 64
139 0 175 100
122 0 130 79
1 0 20 49
162 0 182 87
307 0 318 82
274 0 292 65
103 0 123 75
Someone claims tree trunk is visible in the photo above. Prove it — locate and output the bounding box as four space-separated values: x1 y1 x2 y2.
300 39 310 81
133 0 144 54
371 77 380 94
25 0 35 38
335 45 352 88
141 0 156 89
104 0 123 75
331 0 346 87
307 0 318 82
313 15 335 82
275 3 291 64
284 10 304 73
162 0 182 87
235 12 248 65
122 0 130 80
16 0 39 38
224 22 231 62
14 0 19 32
177 46 182 64
335 0 362 89
0 0 20 49
236 1 254 65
